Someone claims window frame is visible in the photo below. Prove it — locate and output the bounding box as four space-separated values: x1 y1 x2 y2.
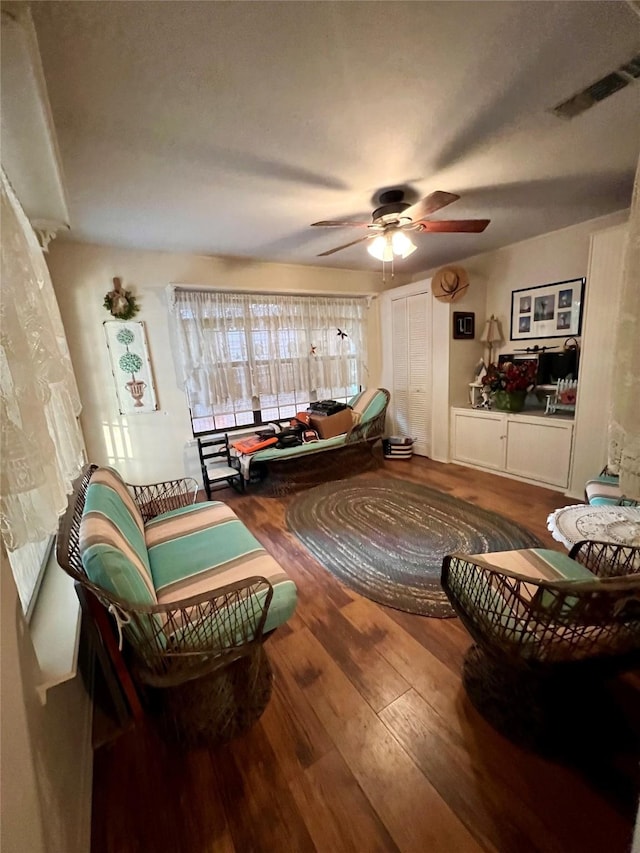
7 534 56 622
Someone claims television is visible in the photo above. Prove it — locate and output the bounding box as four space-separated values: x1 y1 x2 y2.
498 350 578 386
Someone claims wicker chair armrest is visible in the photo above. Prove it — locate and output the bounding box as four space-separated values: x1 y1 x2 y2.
107 576 274 686
129 477 199 522
442 552 546 588
569 540 640 578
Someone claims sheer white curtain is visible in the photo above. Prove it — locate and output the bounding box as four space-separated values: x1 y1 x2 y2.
1 169 84 553
168 288 368 417
608 156 640 500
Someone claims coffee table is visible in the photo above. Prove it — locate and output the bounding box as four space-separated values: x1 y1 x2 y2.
547 504 640 550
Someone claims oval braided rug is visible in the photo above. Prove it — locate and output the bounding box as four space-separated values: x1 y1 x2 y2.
286 477 542 617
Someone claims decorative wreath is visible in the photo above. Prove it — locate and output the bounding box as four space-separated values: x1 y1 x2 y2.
104 277 140 320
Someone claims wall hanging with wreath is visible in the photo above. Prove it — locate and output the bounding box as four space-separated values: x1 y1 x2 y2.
104 276 140 320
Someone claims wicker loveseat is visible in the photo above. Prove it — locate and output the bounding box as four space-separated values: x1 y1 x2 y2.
442 541 640 746
241 388 390 493
57 465 297 726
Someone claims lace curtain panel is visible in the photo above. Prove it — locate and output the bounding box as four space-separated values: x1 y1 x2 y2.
608 155 640 501
167 288 368 417
1 169 84 551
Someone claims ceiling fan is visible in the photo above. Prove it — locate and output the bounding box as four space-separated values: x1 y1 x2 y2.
311 189 490 258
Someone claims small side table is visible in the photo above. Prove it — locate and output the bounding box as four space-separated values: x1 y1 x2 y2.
547 504 640 551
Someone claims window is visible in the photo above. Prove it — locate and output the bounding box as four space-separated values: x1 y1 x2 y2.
7 537 54 620
169 289 368 434
1 171 85 616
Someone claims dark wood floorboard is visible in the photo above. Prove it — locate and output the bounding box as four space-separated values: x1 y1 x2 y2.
91 457 639 853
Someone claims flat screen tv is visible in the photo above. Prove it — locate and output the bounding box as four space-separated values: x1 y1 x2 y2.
498 350 578 385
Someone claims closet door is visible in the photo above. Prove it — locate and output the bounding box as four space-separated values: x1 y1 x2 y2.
391 291 432 457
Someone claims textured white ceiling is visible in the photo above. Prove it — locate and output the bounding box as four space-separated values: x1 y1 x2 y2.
30 0 640 273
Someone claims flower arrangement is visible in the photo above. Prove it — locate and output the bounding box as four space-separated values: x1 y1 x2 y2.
483 360 537 393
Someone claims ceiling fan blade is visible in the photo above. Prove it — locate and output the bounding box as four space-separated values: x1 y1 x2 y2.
317 235 374 256
403 191 460 222
311 220 371 227
416 219 491 233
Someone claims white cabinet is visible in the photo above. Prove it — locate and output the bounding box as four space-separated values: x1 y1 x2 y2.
451 408 574 490
505 418 574 488
451 410 506 470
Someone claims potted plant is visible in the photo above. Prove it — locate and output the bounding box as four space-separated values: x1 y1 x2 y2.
482 360 537 412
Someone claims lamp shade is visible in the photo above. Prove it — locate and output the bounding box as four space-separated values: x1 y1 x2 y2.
367 235 393 262
368 231 417 262
391 231 417 258
480 315 503 345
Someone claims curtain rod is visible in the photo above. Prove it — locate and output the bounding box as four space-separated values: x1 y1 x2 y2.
168 283 379 300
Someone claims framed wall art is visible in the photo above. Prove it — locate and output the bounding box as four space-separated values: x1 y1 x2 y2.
104 320 158 414
453 311 475 339
510 277 585 341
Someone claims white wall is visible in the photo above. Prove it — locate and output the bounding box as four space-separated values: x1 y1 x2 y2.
48 241 388 483
0 546 93 853
415 210 628 410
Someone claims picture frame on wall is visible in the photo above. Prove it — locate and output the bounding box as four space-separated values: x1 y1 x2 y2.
510 277 585 341
104 320 158 414
453 311 475 339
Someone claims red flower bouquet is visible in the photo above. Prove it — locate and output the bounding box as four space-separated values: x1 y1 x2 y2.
483 360 537 393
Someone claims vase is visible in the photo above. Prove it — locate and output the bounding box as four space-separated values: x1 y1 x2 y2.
492 390 527 412
126 379 147 407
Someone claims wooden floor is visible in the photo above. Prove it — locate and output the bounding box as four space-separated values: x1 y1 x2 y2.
92 458 640 853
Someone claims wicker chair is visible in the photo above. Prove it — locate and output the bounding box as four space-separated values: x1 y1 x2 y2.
441 541 640 746
57 465 276 741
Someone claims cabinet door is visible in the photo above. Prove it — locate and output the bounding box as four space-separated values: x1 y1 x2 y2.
452 412 506 470
506 420 573 487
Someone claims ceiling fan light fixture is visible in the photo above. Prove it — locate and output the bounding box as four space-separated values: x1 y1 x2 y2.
391 230 417 258
367 234 394 262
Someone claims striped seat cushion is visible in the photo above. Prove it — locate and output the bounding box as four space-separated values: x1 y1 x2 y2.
464 548 597 632
585 475 623 506
469 548 597 587
145 502 297 634
80 469 156 605
349 388 387 425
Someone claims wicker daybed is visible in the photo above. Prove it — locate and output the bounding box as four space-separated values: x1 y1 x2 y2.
241 388 390 493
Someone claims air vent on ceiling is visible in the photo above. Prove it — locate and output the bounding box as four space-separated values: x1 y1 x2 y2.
551 53 640 119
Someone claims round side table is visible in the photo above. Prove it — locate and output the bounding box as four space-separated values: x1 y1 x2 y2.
547 504 640 550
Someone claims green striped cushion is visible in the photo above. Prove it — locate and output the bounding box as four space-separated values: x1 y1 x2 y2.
469 548 596 584
80 481 156 605
251 433 346 462
349 388 387 423
146 502 297 633
585 476 623 506
90 467 145 534
467 548 597 628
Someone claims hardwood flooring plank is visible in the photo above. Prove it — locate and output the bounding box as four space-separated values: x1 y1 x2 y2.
341 597 464 723
380 689 561 853
92 723 234 853
272 628 483 852
290 749 401 853
211 719 317 853
259 649 335 781
301 598 410 712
